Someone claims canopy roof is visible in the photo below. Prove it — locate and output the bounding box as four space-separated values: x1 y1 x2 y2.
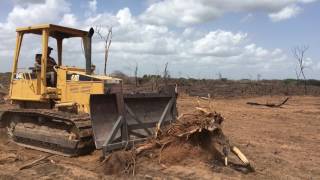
16 24 88 39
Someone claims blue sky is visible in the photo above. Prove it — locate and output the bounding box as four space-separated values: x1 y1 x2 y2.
0 0 319 79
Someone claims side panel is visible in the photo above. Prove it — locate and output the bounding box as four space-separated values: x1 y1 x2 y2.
57 68 105 113
10 77 42 101
64 81 104 113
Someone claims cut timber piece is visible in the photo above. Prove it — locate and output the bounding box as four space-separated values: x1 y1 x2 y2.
231 146 249 165
224 157 228 166
231 146 255 171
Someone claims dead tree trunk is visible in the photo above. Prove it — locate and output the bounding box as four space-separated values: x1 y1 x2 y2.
246 97 289 108
134 63 138 87
163 62 169 87
95 26 112 75
292 46 309 95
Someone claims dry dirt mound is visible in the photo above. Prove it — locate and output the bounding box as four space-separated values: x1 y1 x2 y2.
102 109 254 176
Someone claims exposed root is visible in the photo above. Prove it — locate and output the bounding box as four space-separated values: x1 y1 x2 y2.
102 151 135 175
102 108 254 175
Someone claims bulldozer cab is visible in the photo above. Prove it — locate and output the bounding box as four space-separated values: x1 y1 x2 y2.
9 24 93 101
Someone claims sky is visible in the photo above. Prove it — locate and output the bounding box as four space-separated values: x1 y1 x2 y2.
0 0 319 79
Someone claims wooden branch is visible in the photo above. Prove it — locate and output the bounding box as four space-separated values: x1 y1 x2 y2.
135 143 157 155
246 97 289 108
177 113 186 120
199 97 209 100
19 154 53 170
196 107 213 116
177 128 199 138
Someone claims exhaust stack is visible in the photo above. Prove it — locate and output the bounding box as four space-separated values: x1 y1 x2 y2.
85 27 94 74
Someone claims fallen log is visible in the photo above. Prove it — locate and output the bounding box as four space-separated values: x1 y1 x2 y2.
246 97 289 108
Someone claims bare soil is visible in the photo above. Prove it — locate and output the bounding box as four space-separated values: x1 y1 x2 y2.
0 95 319 179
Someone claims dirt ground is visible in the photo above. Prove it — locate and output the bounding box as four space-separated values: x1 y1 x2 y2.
0 95 319 179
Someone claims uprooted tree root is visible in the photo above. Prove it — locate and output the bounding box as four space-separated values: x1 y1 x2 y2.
102 108 254 175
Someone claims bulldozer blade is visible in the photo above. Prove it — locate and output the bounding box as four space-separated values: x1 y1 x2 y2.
124 94 177 135
90 94 120 149
90 93 177 150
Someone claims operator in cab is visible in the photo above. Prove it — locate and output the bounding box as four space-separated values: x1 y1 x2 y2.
35 46 57 72
35 46 57 86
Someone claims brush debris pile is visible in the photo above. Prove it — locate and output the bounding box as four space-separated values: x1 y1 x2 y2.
102 108 254 175
0 90 6 104
0 93 6 104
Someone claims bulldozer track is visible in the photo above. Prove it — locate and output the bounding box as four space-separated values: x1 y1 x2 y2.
2 108 94 157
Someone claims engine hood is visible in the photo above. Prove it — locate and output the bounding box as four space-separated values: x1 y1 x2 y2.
66 70 122 84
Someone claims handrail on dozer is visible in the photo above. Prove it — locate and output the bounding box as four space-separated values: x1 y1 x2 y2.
90 87 178 155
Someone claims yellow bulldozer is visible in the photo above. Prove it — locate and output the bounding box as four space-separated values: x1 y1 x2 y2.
0 24 177 156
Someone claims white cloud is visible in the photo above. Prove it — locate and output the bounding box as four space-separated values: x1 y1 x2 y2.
192 30 247 57
12 0 46 6
84 8 291 78
140 0 222 26
60 13 77 26
88 0 97 13
116 8 136 26
0 0 71 71
269 5 302 22
303 57 313 67
85 0 97 17
140 0 316 26
315 61 320 70
240 13 254 23
0 0 313 79
5 0 69 28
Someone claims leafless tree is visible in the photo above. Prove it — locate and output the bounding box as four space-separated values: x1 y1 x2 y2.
292 45 309 94
134 63 139 87
294 67 300 84
95 25 112 75
163 62 169 87
152 75 160 91
257 74 261 81
218 72 223 80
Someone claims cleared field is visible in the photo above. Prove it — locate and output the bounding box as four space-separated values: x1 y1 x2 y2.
0 95 319 179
